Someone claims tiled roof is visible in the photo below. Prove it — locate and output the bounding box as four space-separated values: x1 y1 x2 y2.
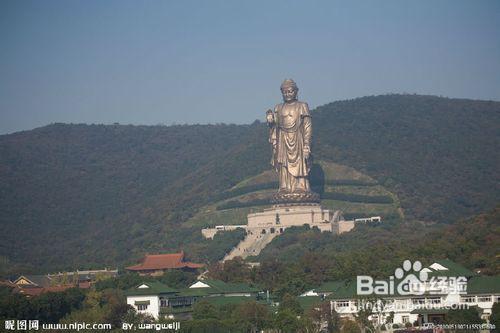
0 280 16 288
43 285 74 293
48 270 118 280
14 275 52 288
326 280 358 299
428 259 476 278
466 276 500 294
126 252 204 271
191 279 260 294
177 288 211 297
151 280 262 298
326 279 432 299
203 296 264 306
324 274 500 300
13 285 74 296
78 281 91 289
125 281 178 296
16 286 45 297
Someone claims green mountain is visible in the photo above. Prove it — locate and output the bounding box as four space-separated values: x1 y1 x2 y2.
0 94 498 274
313 94 499 222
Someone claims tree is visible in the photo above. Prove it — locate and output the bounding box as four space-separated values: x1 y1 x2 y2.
307 301 340 333
354 299 374 333
490 302 500 333
83 290 102 309
95 272 153 291
342 320 361 333
208 257 252 283
101 289 131 328
275 277 308 298
231 301 271 333
0 289 34 320
446 307 484 333
180 318 230 333
60 307 106 326
279 293 303 315
446 307 484 325
192 300 219 320
34 289 85 323
273 308 301 333
159 270 197 289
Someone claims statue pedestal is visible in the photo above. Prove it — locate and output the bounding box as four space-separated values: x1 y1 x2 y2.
222 204 338 261
247 204 333 232
271 190 320 205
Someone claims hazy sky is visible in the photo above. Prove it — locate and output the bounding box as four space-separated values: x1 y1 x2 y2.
1 1 499 134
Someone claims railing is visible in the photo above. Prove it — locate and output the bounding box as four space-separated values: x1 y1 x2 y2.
159 306 193 314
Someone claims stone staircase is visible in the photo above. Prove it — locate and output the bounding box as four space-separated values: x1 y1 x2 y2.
223 232 278 261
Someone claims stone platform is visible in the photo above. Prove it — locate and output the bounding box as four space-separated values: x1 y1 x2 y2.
201 207 381 261
247 204 334 233
217 205 345 261
199 197 379 261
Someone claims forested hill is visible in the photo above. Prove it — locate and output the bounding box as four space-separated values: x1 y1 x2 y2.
313 95 499 222
0 94 498 273
0 122 270 273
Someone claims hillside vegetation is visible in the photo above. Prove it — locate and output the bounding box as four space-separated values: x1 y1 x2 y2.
313 95 499 222
257 205 500 277
185 160 401 229
0 94 498 274
0 122 269 273
209 206 500 297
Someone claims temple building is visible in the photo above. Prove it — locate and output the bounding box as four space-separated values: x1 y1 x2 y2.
125 252 204 276
9 269 118 297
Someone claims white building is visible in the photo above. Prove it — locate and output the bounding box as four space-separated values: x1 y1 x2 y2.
125 279 262 319
125 281 178 319
301 259 500 327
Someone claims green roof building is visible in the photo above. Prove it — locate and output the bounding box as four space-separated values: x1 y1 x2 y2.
299 259 499 327
126 279 263 320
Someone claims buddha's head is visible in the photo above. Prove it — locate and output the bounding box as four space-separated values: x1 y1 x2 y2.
280 79 298 103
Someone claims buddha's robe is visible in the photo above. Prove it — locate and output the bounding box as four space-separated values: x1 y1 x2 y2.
269 101 312 193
